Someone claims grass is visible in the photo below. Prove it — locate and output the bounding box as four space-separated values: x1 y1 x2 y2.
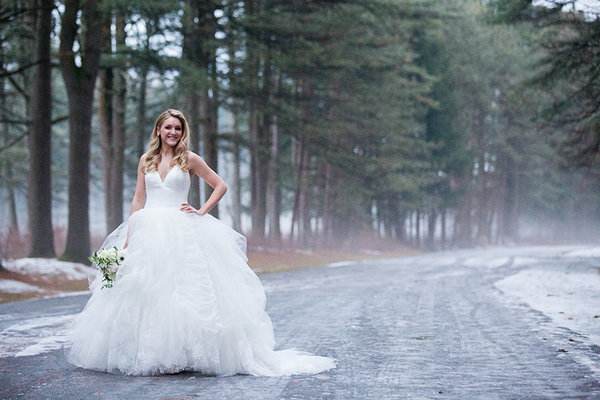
248 246 418 273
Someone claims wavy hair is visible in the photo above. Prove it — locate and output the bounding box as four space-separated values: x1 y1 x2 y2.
142 109 191 173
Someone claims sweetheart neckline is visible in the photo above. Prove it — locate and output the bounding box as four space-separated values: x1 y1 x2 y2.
152 164 180 184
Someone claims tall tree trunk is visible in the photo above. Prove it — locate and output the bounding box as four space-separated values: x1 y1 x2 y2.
453 175 473 247
396 209 406 242
427 209 437 249
225 3 242 231
231 114 242 231
1 40 17 237
136 65 148 157
182 1 202 208
245 0 267 239
475 111 489 244
251 43 272 239
290 136 305 241
323 162 334 243
203 50 220 217
188 91 202 208
415 209 421 247
98 12 126 234
440 207 447 248
267 113 281 242
316 161 328 239
498 153 519 244
109 12 126 231
59 0 103 263
300 153 312 245
6 167 20 236
98 17 114 234
408 210 413 243
28 0 55 257
136 18 151 158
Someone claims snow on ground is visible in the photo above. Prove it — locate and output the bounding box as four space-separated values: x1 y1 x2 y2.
3 258 94 280
511 256 542 267
327 260 356 268
496 268 600 346
462 255 511 268
0 313 75 357
0 280 43 294
42 290 90 299
561 247 600 258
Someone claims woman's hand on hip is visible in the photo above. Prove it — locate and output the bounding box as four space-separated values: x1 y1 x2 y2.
180 202 207 216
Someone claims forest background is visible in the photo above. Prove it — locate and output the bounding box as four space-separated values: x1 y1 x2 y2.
1 0 600 264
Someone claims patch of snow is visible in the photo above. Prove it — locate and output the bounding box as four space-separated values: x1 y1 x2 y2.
561 247 600 258
0 313 75 357
3 258 94 280
327 261 356 268
495 268 600 346
360 249 382 255
511 256 541 267
425 255 460 268
263 281 322 293
430 268 470 279
0 280 43 293
462 256 511 268
42 290 90 300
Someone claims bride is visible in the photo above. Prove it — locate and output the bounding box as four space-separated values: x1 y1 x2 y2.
66 109 336 377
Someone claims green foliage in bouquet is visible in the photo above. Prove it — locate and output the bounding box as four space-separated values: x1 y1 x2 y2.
88 247 126 289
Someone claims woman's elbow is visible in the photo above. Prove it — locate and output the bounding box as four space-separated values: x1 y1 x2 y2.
221 183 228 194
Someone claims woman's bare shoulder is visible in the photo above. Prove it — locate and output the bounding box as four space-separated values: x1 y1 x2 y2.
138 153 148 172
186 150 205 164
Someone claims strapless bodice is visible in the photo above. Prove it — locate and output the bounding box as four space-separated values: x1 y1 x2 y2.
144 164 190 208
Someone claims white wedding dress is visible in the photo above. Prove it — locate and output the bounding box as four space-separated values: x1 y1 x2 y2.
66 164 336 376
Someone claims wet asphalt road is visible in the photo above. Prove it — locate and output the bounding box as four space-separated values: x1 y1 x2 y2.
1 247 600 400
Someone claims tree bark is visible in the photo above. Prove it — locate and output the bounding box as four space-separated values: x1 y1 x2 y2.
266 113 281 242
203 48 220 217
225 3 242 232
136 65 148 158
440 207 447 248
427 209 437 249
182 1 201 208
136 18 151 158
59 0 104 263
245 0 268 240
323 162 334 243
98 16 114 234
498 152 519 244
290 136 305 241
415 209 421 247
396 209 407 242
250 45 272 239
28 0 55 257
110 12 126 231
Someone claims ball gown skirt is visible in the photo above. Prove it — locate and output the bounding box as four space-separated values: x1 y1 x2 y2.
66 165 336 377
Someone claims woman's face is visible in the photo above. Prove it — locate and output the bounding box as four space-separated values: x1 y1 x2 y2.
158 116 183 148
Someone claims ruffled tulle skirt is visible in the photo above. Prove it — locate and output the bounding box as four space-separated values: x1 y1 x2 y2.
66 207 336 376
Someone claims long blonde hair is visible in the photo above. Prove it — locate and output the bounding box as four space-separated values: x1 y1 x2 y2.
143 109 191 173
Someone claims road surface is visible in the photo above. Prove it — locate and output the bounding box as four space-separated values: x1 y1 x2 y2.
1 246 600 399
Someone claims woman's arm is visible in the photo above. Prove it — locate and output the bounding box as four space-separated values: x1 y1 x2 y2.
130 155 147 215
182 151 228 215
124 156 146 248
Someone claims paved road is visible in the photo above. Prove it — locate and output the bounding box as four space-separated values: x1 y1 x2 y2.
1 247 600 399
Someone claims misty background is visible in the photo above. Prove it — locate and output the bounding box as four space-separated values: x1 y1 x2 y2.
1 0 600 264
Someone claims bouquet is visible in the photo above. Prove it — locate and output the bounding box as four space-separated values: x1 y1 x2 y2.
88 246 126 289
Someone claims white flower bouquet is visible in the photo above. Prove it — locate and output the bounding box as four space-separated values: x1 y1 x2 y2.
88 246 126 289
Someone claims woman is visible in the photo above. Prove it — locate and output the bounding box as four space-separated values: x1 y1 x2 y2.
66 109 336 377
